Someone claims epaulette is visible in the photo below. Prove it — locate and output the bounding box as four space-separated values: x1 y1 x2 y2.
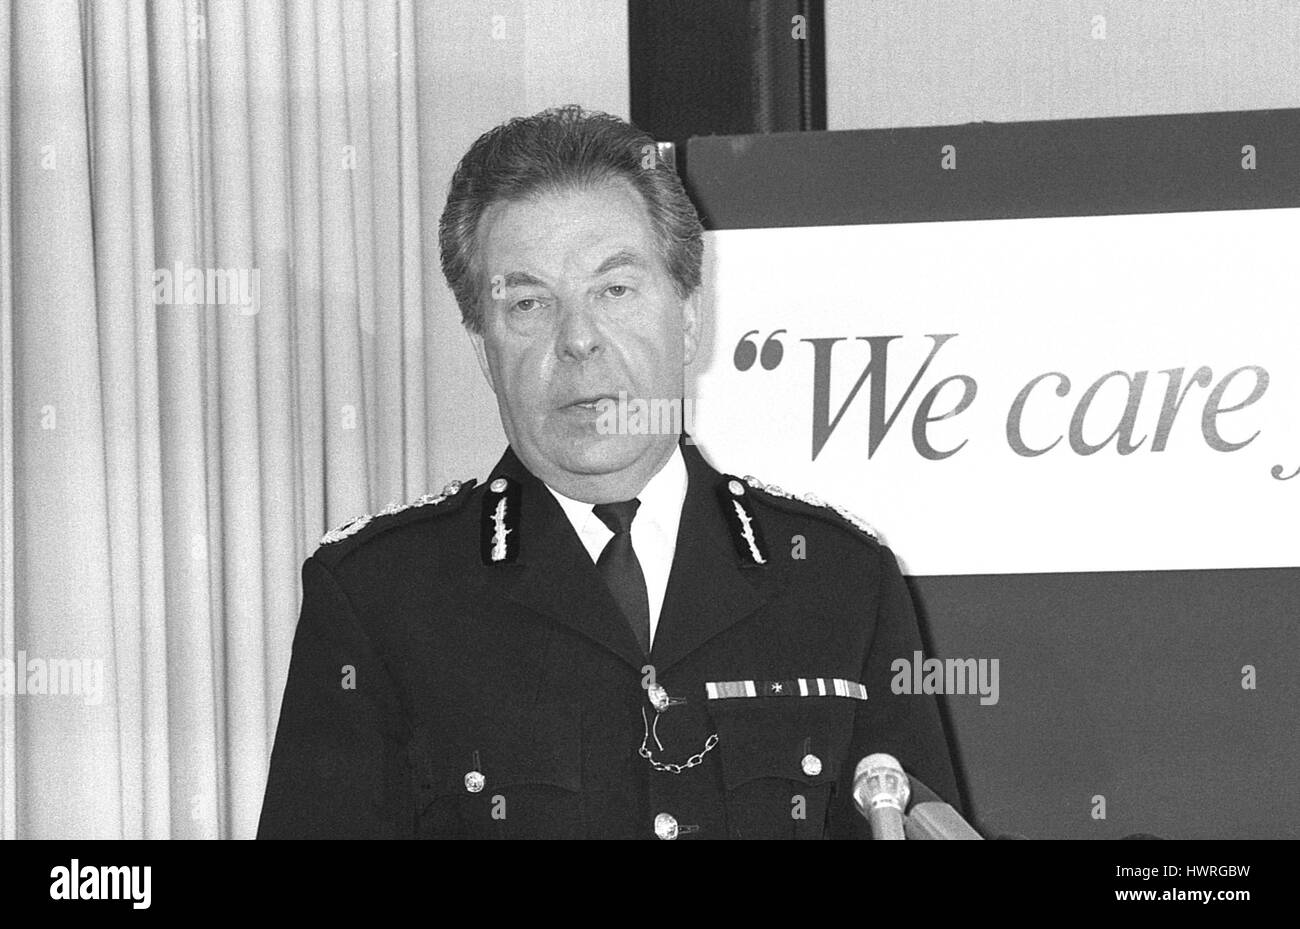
739 474 879 541
319 479 475 547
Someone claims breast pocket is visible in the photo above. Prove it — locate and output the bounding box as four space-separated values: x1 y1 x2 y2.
408 701 583 839
712 702 855 840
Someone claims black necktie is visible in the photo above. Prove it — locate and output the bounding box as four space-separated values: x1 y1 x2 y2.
592 499 651 655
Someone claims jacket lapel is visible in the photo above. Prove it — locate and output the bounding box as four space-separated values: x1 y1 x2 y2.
649 439 781 675
484 447 648 671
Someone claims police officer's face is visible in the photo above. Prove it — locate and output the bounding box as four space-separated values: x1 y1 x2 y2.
469 179 701 503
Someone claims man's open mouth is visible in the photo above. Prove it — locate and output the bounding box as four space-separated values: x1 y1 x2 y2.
567 394 618 410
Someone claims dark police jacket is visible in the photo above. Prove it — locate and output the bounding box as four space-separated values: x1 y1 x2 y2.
258 438 961 839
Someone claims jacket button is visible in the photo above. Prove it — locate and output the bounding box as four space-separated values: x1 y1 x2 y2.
801 753 822 777
654 812 679 840
647 683 669 711
464 771 485 793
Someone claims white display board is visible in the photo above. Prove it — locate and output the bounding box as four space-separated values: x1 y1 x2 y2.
690 208 1300 575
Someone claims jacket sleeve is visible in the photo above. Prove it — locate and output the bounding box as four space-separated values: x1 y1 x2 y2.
832 543 963 838
257 555 413 838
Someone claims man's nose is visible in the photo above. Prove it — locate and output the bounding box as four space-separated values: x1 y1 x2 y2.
554 297 603 363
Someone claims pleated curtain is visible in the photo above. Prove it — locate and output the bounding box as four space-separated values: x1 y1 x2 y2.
1 0 437 839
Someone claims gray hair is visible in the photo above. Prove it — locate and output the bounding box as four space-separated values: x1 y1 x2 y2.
438 105 704 333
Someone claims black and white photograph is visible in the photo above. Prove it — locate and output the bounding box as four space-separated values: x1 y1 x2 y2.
0 0 1296 910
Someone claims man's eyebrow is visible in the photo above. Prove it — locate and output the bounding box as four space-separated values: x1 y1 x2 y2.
498 270 546 288
592 250 648 276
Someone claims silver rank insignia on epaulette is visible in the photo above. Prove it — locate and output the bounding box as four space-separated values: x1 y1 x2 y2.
480 476 522 565
319 480 466 546
741 474 879 540
717 476 768 567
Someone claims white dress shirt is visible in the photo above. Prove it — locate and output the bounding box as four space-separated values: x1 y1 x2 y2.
544 446 688 648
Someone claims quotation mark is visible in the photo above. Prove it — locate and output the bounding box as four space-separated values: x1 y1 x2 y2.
734 329 786 371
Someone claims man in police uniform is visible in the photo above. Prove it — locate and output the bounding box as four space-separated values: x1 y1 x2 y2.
258 106 961 839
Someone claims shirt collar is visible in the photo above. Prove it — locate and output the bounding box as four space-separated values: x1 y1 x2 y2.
545 445 688 537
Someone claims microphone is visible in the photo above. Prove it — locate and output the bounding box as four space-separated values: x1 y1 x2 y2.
852 753 910 840
902 775 984 840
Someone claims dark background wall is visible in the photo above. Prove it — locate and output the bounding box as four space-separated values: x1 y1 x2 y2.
630 0 825 146
912 568 1299 839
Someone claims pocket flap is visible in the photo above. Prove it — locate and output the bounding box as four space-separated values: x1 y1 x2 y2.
410 701 582 796
712 703 852 790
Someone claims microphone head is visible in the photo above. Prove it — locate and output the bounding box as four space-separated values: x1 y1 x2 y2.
852 752 911 814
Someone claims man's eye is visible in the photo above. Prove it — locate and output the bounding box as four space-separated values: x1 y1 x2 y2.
604 285 630 298
512 298 542 313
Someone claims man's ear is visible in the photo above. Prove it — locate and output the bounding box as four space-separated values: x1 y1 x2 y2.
681 289 703 366
467 324 497 393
